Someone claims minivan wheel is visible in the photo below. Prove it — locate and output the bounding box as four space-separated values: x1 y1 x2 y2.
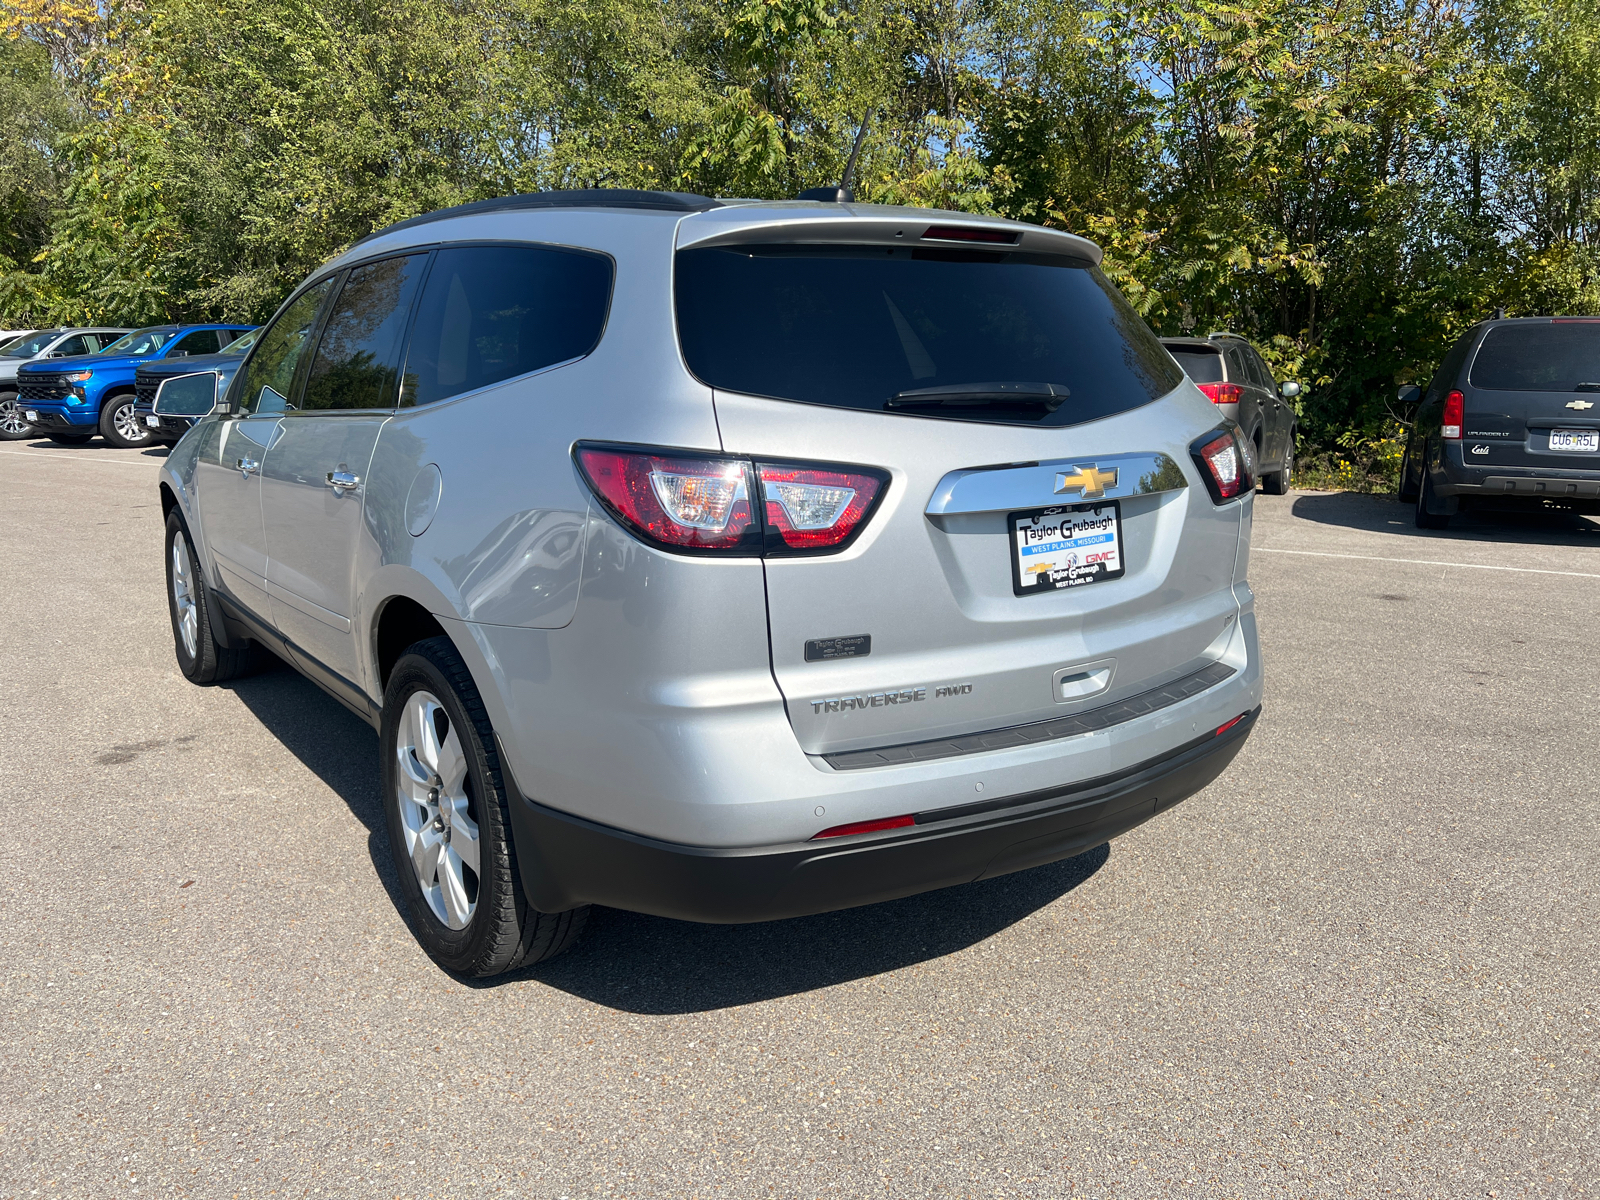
0 392 31 441
1415 468 1452 530
101 393 152 449
381 637 588 977
1396 445 1419 503
165 510 260 683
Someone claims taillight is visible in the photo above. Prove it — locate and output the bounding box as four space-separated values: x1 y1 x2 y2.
1441 390 1464 439
575 444 888 556
1190 427 1256 503
574 447 761 553
1197 382 1243 404
757 463 884 553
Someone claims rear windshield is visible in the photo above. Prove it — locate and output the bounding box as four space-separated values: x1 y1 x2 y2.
1166 345 1224 384
675 244 1182 426
1469 322 1600 391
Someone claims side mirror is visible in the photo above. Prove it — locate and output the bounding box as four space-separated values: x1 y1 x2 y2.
1397 385 1422 407
1279 380 1302 399
153 371 221 417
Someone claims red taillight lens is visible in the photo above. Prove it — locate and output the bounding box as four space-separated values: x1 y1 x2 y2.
1441 389 1464 439
811 813 915 840
757 463 884 552
1190 427 1256 503
574 447 759 552
1215 713 1248 736
1197 381 1244 404
575 445 889 556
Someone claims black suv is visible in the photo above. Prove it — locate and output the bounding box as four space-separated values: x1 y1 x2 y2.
1161 333 1299 494
1400 317 1600 529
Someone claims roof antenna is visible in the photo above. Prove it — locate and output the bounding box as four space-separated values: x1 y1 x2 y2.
799 111 873 203
1492 305 1507 320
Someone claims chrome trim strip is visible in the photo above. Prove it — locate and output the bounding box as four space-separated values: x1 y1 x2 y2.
925 451 1188 516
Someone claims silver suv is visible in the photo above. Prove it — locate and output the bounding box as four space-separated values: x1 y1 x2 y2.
158 190 1263 976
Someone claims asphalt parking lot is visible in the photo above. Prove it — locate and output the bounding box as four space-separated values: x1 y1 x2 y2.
3 438 1598 1199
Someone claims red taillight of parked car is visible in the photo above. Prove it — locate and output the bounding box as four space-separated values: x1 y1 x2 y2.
1197 381 1244 404
756 463 884 552
574 447 761 553
1441 390 1465 439
574 445 889 557
1190 428 1256 503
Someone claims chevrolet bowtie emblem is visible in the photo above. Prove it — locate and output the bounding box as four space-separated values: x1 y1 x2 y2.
1567 399 1595 410
1054 464 1119 499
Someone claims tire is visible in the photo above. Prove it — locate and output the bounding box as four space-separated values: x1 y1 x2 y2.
0 391 32 441
1396 444 1419 503
46 432 93 445
165 510 260 683
381 636 588 977
1414 465 1452 529
100 392 153 449
1261 429 1294 495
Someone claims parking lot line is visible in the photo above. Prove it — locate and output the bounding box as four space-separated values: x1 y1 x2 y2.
1256 545 1600 579
0 447 153 466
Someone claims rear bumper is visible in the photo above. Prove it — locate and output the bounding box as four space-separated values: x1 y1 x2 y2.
1436 445 1600 500
507 707 1258 923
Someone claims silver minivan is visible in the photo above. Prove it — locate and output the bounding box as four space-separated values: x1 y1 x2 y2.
158 190 1263 976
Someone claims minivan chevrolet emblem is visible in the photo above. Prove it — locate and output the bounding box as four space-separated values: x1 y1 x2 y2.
1567 399 1595 410
1054 464 1119 499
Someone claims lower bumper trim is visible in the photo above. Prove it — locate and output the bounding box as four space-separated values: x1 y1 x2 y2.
507 707 1259 924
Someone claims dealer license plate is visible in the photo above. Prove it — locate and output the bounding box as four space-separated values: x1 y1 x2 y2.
146 415 161 427
1009 501 1125 596
24 410 37 422
1550 429 1599 452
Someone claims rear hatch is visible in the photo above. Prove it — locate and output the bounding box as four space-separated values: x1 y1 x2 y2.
1462 320 1600 468
675 211 1246 759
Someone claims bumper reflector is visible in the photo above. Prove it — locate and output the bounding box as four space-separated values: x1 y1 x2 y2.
811 813 915 840
1215 713 1249 737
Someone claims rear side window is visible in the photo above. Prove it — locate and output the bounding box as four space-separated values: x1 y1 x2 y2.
1167 345 1223 384
1469 322 1600 391
302 254 427 411
401 244 613 407
675 245 1182 426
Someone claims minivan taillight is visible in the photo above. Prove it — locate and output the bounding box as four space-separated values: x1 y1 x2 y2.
574 447 761 552
757 463 884 552
1441 390 1464 439
1190 427 1256 503
575 445 888 556
1197 381 1243 404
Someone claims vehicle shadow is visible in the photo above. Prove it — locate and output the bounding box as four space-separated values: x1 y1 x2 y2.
221 653 1109 1013
1288 489 1600 546
518 846 1107 1014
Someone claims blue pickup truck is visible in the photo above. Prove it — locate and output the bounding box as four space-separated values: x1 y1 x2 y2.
17 323 253 448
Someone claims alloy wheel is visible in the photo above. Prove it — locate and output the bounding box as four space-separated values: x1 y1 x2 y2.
394 691 481 930
0 397 28 436
170 534 199 659
113 401 149 443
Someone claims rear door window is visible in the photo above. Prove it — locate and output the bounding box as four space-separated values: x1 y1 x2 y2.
1167 346 1224 384
301 254 427 411
1469 322 1600 391
400 244 613 407
674 245 1182 427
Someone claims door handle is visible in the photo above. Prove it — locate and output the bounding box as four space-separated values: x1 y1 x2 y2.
235 457 259 478
326 470 360 493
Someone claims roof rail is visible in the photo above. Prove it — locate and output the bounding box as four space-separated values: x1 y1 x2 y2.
353 189 723 246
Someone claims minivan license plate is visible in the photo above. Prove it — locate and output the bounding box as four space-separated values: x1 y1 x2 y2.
1550 429 1599 452
1009 501 1125 596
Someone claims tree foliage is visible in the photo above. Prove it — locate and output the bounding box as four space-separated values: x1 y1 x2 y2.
4 0 1600 446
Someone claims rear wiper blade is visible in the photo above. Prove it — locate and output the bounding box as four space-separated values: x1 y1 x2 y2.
1573 381 1600 391
885 381 1070 412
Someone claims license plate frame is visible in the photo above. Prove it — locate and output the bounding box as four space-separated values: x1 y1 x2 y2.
1009 500 1126 597
1549 428 1599 453
23 410 37 422
145 415 161 428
